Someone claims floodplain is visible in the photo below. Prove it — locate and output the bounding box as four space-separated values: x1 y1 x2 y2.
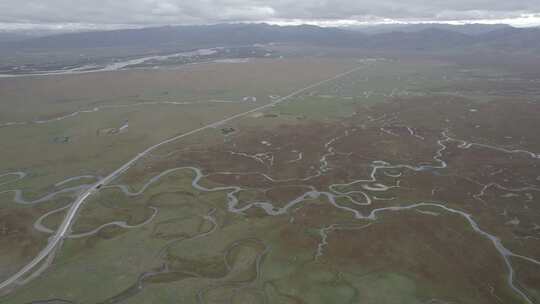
1 52 540 304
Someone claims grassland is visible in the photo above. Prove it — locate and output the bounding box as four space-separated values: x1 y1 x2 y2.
2 55 540 304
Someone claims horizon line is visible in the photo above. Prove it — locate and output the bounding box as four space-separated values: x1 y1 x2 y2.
1 18 539 33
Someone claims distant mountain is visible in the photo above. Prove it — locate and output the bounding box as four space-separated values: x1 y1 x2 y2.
359 28 476 51
1 23 540 54
478 27 540 50
1 23 358 50
0 32 29 43
348 23 512 35
0 28 92 43
0 31 56 43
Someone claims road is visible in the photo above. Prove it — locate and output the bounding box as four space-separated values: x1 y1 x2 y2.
0 65 364 291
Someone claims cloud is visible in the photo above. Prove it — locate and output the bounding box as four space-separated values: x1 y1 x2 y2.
0 0 539 29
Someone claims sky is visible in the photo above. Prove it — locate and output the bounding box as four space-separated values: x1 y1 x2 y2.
0 0 540 31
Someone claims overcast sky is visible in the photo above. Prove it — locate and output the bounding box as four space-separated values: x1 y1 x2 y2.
1 0 540 30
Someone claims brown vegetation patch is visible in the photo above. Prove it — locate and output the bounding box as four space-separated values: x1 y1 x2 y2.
0 206 48 281
324 211 519 303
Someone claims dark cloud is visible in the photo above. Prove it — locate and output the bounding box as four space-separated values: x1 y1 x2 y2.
0 0 539 28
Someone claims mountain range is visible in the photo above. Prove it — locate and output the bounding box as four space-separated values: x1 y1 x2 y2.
1 23 540 54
